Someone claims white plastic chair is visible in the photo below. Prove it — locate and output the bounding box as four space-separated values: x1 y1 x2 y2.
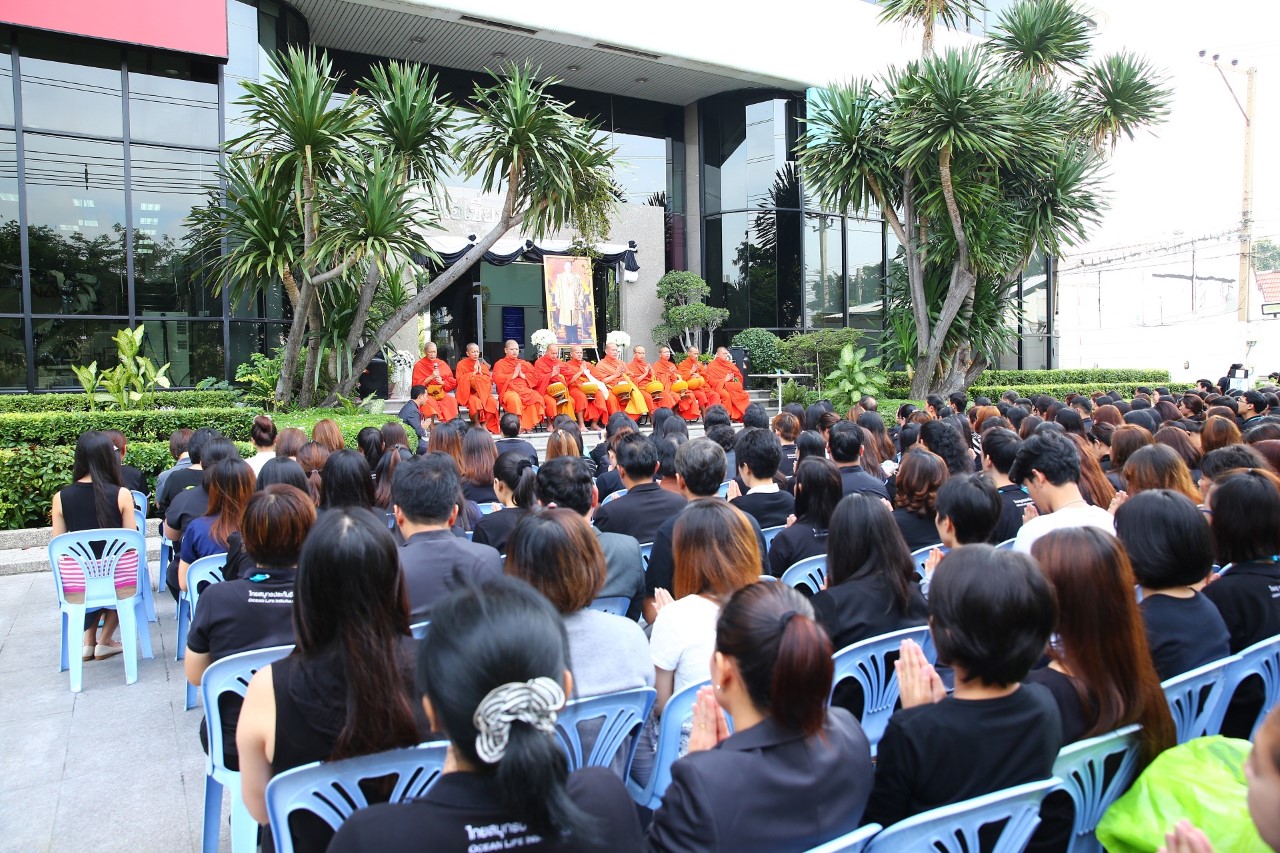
1223 634 1280 739
804 823 882 853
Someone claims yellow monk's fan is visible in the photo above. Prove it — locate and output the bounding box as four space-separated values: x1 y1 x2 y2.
687 376 705 391
427 384 445 400
645 380 664 395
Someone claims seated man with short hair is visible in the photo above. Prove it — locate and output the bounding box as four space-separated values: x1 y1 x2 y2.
392 454 503 622
591 432 687 545
829 421 889 500
1009 431 1114 553
729 427 794 529
494 412 538 466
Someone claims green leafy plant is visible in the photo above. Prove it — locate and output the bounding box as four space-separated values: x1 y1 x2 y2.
780 379 821 409
235 351 286 411
98 326 171 410
331 393 384 416
194 377 238 394
652 271 730 352
730 328 786 388
824 344 885 412
0 390 240 414
778 328 866 392
70 361 101 411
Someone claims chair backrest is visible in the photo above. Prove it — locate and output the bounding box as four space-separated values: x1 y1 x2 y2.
1224 634 1280 740
1162 655 1237 743
864 777 1062 853
780 555 826 594
627 679 733 809
554 687 656 772
409 620 430 640
1052 724 1142 853
130 490 148 516
478 502 501 515
587 596 630 616
185 553 228 617
760 524 785 551
717 480 731 499
48 528 146 606
804 823 883 853
201 645 294 781
638 541 653 570
994 538 1016 550
910 543 946 575
831 625 932 750
265 742 449 853
600 488 628 505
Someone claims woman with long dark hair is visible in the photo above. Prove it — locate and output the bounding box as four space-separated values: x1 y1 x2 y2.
1154 425 1202 482
380 421 411 453
768 457 841 577
471 450 538 554
328 576 644 852
372 447 413 511
795 429 827 464
178 457 254 591
356 426 385 474
238 507 427 851
1108 424 1154 490
317 449 376 512
51 430 138 659
1029 528 1176 765
648 582 874 851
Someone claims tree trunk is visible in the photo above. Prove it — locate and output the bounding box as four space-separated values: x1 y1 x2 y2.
298 299 323 409
275 273 314 404
322 259 384 404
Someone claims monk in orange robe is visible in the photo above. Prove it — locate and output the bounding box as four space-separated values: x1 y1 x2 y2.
624 345 659 416
677 346 721 412
493 339 547 432
411 341 459 422
532 346 578 424
595 340 647 421
654 345 701 422
705 346 750 421
565 344 612 428
454 343 500 434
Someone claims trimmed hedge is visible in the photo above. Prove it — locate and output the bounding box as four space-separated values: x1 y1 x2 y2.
884 368 1175 396
968 383 1194 401
0 408 257 447
0 389 242 413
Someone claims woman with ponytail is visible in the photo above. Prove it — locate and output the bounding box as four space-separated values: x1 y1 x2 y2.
237 507 427 852
471 450 538 554
328 575 644 852
648 582 873 851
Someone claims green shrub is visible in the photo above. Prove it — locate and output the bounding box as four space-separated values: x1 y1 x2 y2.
779 329 865 384
825 344 885 412
0 408 257 447
882 368 1175 395
967 382 1193 401
730 329 786 388
0 389 242 414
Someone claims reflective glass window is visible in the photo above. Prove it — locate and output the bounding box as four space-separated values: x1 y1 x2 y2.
0 129 19 313
230 320 287 374
32 318 128 389
142 319 224 386
128 56 219 147
132 145 220 317
705 213 750 328
846 220 884 335
0 38 13 127
24 134 128 315
775 209 803 330
747 211 777 328
19 37 123 137
612 132 667 205
805 214 844 330
702 93 800 216
0 317 23 387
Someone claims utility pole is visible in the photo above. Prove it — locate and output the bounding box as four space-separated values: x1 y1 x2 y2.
1201 51 1257 322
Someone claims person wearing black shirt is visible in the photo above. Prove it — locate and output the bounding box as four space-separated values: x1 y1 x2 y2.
773 411 801 479
864 546 1061 828
891 447 948 553
981 427 1034 543
494 413 539 466
729 427 795 529
103 429 149 495
157 427 219 516
162 437 240 598
592 432 686 545
829 421 889 500
470 451 537 555
768 458 841 577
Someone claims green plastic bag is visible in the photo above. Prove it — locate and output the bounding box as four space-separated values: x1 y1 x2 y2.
1097 735 1267 852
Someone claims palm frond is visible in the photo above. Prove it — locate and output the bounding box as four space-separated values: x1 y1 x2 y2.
1072 51 1171 151
988 0 1092 79
796 79 894 215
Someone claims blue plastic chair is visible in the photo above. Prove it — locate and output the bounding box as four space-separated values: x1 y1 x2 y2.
717 480 731 499
863 777 1062 853
48 528 154 692
555 686 657 772
464 529 474 541
264 741 449 853
600 487 628 505
200 644 294 853
587 596 630 616
780 555 826 594
1052 724 1142 853
910 543 946 575
1223 634 1280 739
804 823 883 853
1163 655 1237 743
126 506 158 625
639 541 653 570
130 490 148 517
760 524 785 552
178 554 228 710
409 620 430 640
830 625 933 754
477 502 501 515
994 538 1017 550
627 679 732 809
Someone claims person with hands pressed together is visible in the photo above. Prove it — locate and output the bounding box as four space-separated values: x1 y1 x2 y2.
454 342 501 434
648 582 874 852
412 341 459 423
1009 431 1115 553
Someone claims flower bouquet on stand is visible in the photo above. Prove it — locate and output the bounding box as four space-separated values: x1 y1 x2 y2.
606 330 631 360
531 328 557 357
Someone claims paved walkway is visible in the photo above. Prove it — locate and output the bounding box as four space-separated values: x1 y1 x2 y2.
0 571 225 852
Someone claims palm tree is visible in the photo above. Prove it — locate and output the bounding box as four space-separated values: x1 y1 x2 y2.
877 0 984 54
799 0 1168 396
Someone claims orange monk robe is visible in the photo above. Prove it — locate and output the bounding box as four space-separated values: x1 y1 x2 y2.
411 357 459 421
654 358 701 421
677 356 721 411
596 354 647 419
623 357 658 416
493 355 547 431
704 357 750 421
533 354 579 419
455 356 500 434
564 358 613 422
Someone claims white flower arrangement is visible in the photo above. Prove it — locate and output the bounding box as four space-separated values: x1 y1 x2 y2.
530 329 558 350
606 330 631 349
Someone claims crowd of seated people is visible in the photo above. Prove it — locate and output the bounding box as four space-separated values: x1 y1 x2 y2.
50 374 1280 851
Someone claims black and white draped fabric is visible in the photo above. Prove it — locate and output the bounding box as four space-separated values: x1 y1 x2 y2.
411 236 639 273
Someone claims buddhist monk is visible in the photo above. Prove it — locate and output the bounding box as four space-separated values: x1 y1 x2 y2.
532 344 577 424
704 346 749 421
677 345 721 412
565 344 612 428
654 345 701 422
493 339 547 432
624 345 660 417
454 343 500 434
411 341 459 423
595 340 647 421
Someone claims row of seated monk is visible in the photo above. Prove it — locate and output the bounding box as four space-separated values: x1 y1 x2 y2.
407 339 753 433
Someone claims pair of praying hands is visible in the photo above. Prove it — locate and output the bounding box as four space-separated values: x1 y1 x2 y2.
896 638 946 708
687 685 731 752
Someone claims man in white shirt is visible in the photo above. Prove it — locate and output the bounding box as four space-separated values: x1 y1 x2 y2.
1009 431 1115 553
